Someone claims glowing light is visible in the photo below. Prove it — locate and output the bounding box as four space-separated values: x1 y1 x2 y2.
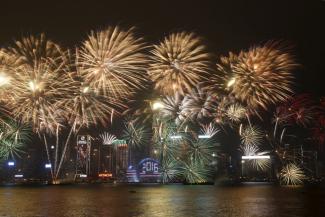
0 73 10 86
82 86 89 93
8 161 15 166
152 101 164 110
28 81 39 92
14 174 24 178
198 135 211 139
98 173 112 178
242 155 270 159
45 163 52 168
227 78 236 87
170 135 182 139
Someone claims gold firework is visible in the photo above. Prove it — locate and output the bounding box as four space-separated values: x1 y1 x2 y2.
149 32 212 95
280 163 305 185
226 103 246 122
7 59 72 133
215 41 296 110
57 70 124 130
2 34 72 133
77 26 148 98
4 33 67 68
240 125 263 146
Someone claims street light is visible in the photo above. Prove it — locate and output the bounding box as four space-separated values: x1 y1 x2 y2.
45 163 52 169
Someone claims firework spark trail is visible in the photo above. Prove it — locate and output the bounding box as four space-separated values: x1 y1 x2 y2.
77 26 148 98
149 31 212 95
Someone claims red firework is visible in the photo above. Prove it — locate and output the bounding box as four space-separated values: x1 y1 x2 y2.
275 94 318 127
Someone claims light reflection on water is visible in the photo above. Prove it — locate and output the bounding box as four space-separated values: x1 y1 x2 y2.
0 183 324 217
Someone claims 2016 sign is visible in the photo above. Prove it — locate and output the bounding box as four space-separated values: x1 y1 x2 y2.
141 161 159 173
138 158 160 178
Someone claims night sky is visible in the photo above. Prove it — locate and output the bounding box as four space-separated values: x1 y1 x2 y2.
1 0 324 96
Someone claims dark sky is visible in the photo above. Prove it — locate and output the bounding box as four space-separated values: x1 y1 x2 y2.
1 0 324 96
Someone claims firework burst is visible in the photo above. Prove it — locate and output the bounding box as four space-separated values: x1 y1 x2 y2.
6 59 71 133
77 26 148 98
0 51 16 93
160 158 182 183
199 123 220 138
280 163 305 185
1 34 72 133
226 103 246 122
182 87 217 121
99 132 116 145
153 122 182 161
240 125 264 146
180 159 213 184
122 120 151 148
240 144 271 171
4 33 67 68
149 32 212 95
0 119 31 160
160 92 187 125
61 80 121 129
214 41 296 110
275 94 318 127
187 138 217 165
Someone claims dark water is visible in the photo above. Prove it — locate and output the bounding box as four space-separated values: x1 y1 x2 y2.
0 183 324 217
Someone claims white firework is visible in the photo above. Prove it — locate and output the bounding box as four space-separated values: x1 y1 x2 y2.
100 132 116 145
182 87 217 121
200 123 220 138
160 92 187 125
